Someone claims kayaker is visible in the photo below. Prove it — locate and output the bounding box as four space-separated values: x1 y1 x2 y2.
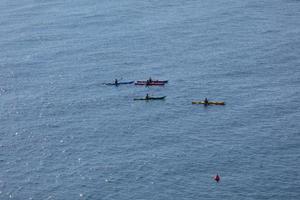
115 79 118 85
146 80 150 86
145 93 149 100
204 98 208 105
214 174 220 182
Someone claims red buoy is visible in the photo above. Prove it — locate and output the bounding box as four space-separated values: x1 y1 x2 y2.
214 174 220 182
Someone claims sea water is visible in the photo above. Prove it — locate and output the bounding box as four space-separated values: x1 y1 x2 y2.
0 0 299 199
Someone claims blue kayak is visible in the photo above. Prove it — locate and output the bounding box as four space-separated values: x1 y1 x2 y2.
104 81 134 86
134 96 166 100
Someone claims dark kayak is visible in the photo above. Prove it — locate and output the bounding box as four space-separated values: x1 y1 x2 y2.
134 96 166 100
104 81 134 86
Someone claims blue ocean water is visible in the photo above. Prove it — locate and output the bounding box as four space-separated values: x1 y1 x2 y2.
0 0 300 199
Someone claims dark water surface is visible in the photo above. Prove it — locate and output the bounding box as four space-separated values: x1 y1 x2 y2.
1 0 300 199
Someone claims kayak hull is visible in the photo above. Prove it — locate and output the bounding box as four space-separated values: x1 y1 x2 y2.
136 80 168 84
104 81 134 86
135 82 165 86
192 101 225 105
134 96 166 100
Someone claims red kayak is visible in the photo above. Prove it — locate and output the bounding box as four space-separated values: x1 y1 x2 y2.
135 82 165 86
136 80 168 84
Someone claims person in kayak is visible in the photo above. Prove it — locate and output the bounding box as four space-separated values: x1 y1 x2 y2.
115 79 118 85
214 174 220 182
145 93 150 100
204 98 209 105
